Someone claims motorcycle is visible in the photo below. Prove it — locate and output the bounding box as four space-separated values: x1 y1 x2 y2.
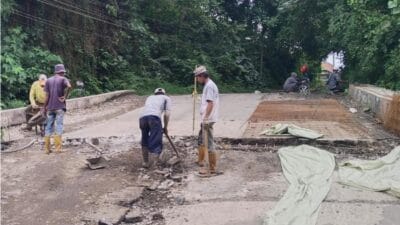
298 78 310 96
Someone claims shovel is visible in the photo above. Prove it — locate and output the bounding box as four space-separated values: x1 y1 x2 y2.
164 131 180 158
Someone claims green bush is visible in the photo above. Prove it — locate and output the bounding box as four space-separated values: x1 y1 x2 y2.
1 27 62 108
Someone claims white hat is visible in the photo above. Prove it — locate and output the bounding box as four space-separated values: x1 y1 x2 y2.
154 88 166 94
38 74 47 80
193 65 207 76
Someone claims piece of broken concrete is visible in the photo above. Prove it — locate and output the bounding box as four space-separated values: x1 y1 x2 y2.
154 169 170 175
184 142 192 147
167 156 180 166
349 107 358 113
98 219 113 225
170 175 183 182
174 196 185 205
158 179 174 190
85 204 129 225
152 213 164 221
86 156 107 170
104 186 144 206
148 180 161 191
124 208 143 223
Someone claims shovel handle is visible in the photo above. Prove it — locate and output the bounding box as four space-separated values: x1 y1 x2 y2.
164 132 180 158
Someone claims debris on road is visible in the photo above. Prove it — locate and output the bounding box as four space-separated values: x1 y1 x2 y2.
167 156 181 166
124 208 143 223
85 156 107 170
158 179 174 190
349 107 358 113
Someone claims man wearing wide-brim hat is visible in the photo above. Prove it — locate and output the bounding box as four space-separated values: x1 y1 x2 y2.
193 65 220 175
43 64 72 154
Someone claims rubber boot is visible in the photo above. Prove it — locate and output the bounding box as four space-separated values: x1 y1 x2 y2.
54 135 63 153
44 136 51 154
197 145 206 167
209 151 217 174
142 147 150 168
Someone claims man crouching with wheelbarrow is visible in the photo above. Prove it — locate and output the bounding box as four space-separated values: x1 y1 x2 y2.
24 74 48 135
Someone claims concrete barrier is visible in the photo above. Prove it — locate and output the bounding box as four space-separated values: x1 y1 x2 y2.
349 85 395 120
1 90 134 127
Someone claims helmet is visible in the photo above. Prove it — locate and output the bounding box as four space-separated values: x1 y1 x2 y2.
154 88 166 94
300 64 309 73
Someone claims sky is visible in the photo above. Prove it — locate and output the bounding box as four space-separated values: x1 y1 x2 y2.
323 51 344 69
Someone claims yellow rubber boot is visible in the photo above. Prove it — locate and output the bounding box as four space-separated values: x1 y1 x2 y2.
54 135 63 153
209 152 217 174
197 145 206 167
44 136 51 154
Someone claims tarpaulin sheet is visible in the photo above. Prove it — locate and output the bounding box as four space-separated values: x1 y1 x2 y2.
338 146 400 198
264 145 335 225
260 123 323 140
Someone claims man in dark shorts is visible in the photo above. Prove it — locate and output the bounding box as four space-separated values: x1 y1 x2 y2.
43 64 72 154
139 88 171 168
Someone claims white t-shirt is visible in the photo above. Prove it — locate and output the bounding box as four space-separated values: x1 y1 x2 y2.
200 79 219 123
141 95 172 119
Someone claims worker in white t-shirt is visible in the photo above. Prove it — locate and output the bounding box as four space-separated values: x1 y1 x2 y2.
193 65 220 175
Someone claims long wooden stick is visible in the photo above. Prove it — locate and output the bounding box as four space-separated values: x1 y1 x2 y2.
192 75 197 136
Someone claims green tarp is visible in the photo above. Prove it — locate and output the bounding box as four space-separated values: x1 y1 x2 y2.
260 123 324 140
338 146 400 198
264 145 335 225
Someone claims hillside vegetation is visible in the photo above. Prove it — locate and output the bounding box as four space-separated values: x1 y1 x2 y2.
1 0 399 108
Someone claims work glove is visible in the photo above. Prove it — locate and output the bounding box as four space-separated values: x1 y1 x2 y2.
32 104 39 109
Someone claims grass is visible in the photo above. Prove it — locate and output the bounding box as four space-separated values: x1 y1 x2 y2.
1 99 26 109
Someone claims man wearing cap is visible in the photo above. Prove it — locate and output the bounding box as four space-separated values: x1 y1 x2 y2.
193 65 220 175
43 64 72 154
139 88 172 168
24 74 47 131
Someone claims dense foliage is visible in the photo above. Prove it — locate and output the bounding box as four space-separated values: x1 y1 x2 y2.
1 0 399 108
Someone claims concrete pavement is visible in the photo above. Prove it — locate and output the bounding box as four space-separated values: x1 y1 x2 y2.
164 151 400 225
65 94 262 139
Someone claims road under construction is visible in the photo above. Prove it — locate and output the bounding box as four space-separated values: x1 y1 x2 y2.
1 89 399 225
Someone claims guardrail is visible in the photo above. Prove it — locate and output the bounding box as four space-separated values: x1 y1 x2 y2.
0 90 134 127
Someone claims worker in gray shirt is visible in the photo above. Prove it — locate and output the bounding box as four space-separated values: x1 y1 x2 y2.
283 72 299 92
139 88 172 168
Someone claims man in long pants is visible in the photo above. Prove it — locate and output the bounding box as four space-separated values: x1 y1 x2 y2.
193 65 220 175
139 88 172 168
43 64 72 154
